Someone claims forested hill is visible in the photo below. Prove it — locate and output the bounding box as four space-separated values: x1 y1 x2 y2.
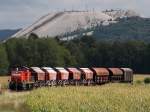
0 29 20 41
92 17 150 41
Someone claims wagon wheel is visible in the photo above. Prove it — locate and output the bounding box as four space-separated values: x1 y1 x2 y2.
51 81 54 87
75 80 78 86
62 80 65 86
87 80 90 86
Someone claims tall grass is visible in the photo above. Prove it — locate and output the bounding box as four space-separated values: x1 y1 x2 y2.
1 75 150 112
0 91 30 112
26 84 150 112
0 76 10 89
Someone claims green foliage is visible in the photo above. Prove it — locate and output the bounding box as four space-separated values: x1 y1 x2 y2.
0 35 150 75
5 38 76 68
136 80 143 85
0 44 9 75
144 78 150 84
93 17 150 41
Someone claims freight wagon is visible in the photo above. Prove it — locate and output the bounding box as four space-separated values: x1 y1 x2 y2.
66 68 82 85
108 68 124 82
91 68 109 84
9 67 133 90
30 67 46 87
42 67 57 86
55 67 69 86
79 68 94 85
121 68 133 83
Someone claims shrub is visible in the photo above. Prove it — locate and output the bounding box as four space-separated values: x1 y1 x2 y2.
144 78 150 84
135 80 142 84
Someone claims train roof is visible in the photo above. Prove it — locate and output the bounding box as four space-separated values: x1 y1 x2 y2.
80 68 93 74
55 67 69 74
30 67 45 74
92 68 109 76
108 68 123 75
121 68 133 72
67 68 81 74
42 67 57 74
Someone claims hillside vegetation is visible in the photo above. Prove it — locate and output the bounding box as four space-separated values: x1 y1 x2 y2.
92 17 150 41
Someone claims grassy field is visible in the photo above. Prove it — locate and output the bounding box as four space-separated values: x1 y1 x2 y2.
0 75 150 112
0 76 10 89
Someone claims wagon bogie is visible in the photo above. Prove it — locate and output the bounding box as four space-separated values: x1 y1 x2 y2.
57 80 68 86
96 76 109 84
69 79 81 85
46 80 57 86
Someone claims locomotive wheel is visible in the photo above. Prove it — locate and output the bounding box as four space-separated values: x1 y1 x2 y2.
9 82 23 91
9 82 15 90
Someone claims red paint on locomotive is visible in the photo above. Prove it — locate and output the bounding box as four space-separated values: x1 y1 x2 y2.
11 68 31 83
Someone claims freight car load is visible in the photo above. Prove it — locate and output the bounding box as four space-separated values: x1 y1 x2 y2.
9 67 133 90
91 68 109 84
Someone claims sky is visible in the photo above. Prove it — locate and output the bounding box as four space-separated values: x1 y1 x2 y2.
0 0 149 29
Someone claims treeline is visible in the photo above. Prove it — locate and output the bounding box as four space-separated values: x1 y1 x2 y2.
0 36 150 75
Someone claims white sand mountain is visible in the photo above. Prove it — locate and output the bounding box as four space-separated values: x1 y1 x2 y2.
12 10 139 38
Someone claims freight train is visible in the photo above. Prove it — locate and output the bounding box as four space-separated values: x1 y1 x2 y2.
9 67 133 90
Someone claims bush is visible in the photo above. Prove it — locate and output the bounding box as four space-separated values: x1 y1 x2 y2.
136 80 142 84
144 78 150 84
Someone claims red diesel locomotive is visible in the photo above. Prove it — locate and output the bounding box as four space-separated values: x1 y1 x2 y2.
9 67 34 90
